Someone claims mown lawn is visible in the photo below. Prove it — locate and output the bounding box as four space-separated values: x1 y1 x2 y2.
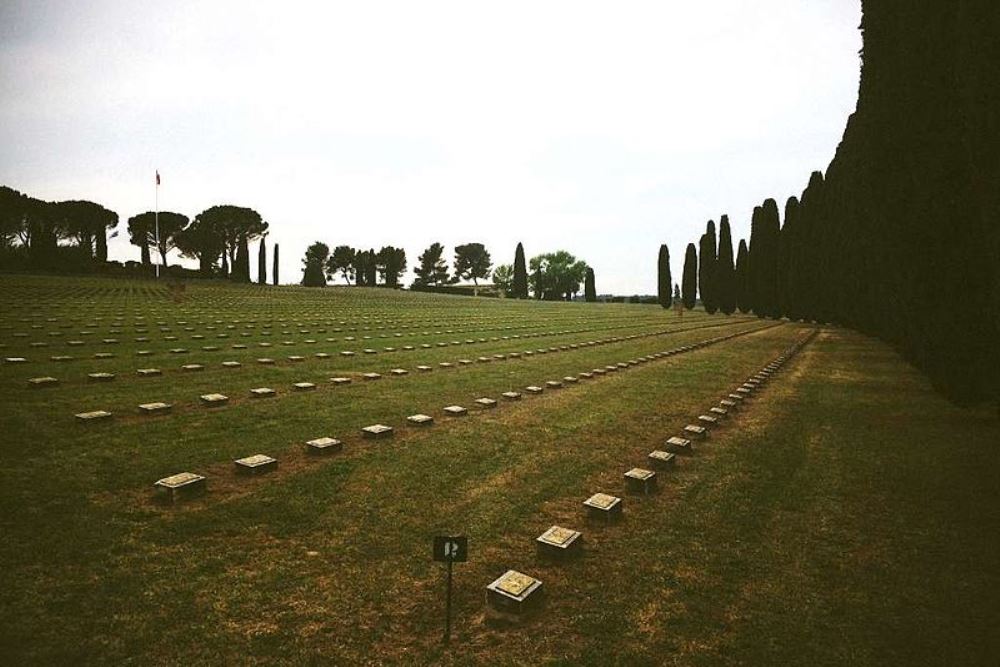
0 277 996 665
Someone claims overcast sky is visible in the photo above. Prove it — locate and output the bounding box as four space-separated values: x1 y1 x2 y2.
0 1 861 292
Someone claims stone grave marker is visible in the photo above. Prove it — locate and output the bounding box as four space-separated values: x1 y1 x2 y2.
51 355 73 362
222 361 242 368
94 353 115 359
234 454 277 475
407 414 434 426
390 368 408 376
416 365 432 372
362 372 382 381
486 570 543 613
666 436 693 455
138 402 171 415
293 382 316 391
648 450 677 470
257 358 276 365
683 425 707 439
474 397 497 409
87 372 115 382
75 410 112 422
545 380 563 389
583 492 623 522
154 472 206 503
181 364 204 372
501 391 522 401
330 377 352 385
443 405 468 416
709 406 728 418
362 424 394 439
625 467 657 494
250 387 277 398
288 355 305 362
536 525 583 559
27 376 58 387
306 437 342 455
525 385 543 394
200 393 229 406
698 414 719 426
137 368 162 377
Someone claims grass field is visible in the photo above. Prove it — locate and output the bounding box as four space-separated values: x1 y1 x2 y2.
1 275 997 665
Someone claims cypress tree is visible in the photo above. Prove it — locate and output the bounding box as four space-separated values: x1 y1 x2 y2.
698 220 718 314
735 239 750 313
533 267 542 300
272 244 279 285
366 248 377 286
747 205 763 316
681 243 697 310
513 242 528 298
257 235 267 285
760 198 782 318
584 267 596 302
717 215 736 314
657 244 671 308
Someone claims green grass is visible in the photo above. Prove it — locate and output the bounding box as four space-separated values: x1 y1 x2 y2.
0 275 997 665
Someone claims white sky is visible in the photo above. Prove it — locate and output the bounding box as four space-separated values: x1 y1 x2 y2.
0 0 861 292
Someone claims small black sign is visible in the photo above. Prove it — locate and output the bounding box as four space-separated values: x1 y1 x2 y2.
433 535 468 562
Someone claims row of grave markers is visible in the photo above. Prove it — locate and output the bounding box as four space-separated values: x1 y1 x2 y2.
65 322 773 422
148 325 783 503
486 329 819 614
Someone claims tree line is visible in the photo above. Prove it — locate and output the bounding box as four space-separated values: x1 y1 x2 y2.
0 185 279 284
658 1 998 407
301 240 597 301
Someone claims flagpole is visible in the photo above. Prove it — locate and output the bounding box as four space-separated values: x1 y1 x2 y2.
155 171 160 279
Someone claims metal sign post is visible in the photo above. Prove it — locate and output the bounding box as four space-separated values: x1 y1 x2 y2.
433 535 468 644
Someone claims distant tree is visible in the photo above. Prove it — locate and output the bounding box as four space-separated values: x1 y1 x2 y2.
273 243 279 285
234 234 251 282
376 246 407 287
56 200 118 261
699 220 718 314
492 264 514 296
257 234 267 284
128 211 188 268
682 243 698 310
193 205 268 278
512 242 528 298
736 239 750 313
301 242 329 287
533 266 543 299
584 267 597 302
175 215 224 276
674 283 681 300
717 215 736 314
357 248 377 286
0 186 31 250
413 242 450 286
454 243 493 292
657 244 672 308
326 245 356 284
529 251 589 300
354 249 371 286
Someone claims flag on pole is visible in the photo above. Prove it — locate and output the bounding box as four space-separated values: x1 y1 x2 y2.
156 170 160 186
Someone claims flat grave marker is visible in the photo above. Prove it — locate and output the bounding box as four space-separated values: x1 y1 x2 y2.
407 414 434 426
486 570 543 613
138 402 172 415
647 450 677 470
154 472 206 503
536 525 583 559
443 405 468 416
75 410 112 422
361 424 394 439
250 387 277 398
200 393 229 406
234 454 277 475
624 467 657 494
27 376 58 387
666 436 694 454
306 437 343 455
583 492 623 522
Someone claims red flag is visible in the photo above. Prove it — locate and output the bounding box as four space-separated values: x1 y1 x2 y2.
156 170 160 186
